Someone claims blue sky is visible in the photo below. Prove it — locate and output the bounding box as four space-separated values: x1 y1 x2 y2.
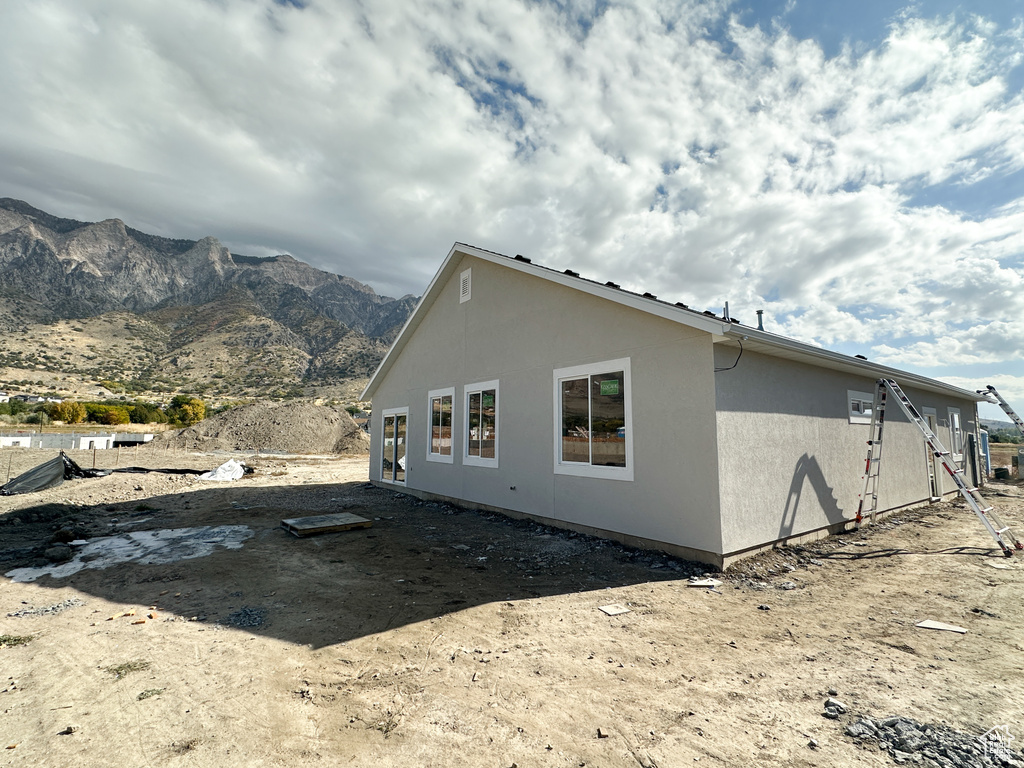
0 0 1022 417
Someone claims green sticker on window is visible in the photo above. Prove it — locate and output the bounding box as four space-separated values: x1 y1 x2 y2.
600 379 619 396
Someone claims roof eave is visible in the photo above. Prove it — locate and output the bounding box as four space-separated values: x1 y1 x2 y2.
720 327 985 403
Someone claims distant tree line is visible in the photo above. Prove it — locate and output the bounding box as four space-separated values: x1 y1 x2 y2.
988 428 1023 444
0 395 208 427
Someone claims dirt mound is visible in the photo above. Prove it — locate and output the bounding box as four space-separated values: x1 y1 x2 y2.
162 402 370 454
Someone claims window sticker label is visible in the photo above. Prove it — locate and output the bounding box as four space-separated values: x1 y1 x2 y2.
600 379 619 396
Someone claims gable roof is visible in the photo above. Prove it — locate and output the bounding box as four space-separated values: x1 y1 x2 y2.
362 243 983 404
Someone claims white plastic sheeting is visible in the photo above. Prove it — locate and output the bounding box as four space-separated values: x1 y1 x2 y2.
198 459 246 482
5 525 253 582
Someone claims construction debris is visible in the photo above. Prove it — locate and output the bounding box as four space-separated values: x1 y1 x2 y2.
281 512 372 537
915 620 967 634
0 452 208 496
687 577 723 588
198 459 248 482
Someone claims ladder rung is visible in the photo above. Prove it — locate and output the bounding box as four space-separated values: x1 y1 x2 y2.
863 378 1014 553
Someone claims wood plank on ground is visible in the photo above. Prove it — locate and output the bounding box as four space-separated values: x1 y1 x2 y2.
281 512 372 537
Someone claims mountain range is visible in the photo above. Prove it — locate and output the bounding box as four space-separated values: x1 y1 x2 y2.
0 198 417 401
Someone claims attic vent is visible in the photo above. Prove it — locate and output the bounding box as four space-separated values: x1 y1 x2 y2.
605 281 619 289
642 292 657 299
514 254 531 263
459 268 472 304
564 269 579 277
675 302 689 309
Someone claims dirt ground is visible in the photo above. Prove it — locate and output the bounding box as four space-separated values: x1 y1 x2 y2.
163 402 369 454
2 447 1023 767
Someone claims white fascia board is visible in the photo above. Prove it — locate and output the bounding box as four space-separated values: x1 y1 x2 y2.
361 244 467 400
362 242 732 400
719 327 985 402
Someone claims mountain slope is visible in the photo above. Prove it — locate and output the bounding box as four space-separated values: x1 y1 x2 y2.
0 199 415 400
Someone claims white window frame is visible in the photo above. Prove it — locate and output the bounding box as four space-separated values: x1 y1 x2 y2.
379 406 409 485
848 390 875 425
553 358 633 481
426 387 455 463
463 380 499 468
459 268 472 303
948 407 963 460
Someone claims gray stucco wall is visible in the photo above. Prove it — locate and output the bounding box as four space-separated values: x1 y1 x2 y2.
713 346 980 556
369 254 725 557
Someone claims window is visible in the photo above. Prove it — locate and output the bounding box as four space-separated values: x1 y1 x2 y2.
948 407 963 458
459 268 472 303
848 390 875 425
554 358 633 481
427 388 454 463
464 380 498 467
380 407 408 483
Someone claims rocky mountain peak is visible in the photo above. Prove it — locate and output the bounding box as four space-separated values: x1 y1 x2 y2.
0 198 415 338
0 199 419 397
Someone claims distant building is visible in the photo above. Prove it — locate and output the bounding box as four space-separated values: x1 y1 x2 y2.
76 434 114 450
113 433 155 447
0 392 8 403
0 432 121 450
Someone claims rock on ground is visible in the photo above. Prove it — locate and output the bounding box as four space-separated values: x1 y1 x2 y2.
845 714 1024 767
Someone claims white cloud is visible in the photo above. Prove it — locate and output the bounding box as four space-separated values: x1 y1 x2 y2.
938 374 1024 422
0 0 1021 376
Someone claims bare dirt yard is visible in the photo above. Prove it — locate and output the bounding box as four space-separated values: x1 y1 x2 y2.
2 447 1023 767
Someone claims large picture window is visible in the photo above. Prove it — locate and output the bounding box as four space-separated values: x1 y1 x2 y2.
427 388 454 463
464 380 498 467
553 358 633 481
380 407 407 483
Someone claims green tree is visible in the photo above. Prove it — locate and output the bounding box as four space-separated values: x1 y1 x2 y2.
4 399 28 416
167 396 206 426
84 403 131 425
53 401 87 424
129 402 169 424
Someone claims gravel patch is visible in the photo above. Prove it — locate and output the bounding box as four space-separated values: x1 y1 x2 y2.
7 597 85 617
844 714 1024 767
223 606 267 628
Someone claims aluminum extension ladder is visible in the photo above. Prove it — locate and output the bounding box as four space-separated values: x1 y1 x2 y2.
856 378 1023 557
978 385 1024 437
